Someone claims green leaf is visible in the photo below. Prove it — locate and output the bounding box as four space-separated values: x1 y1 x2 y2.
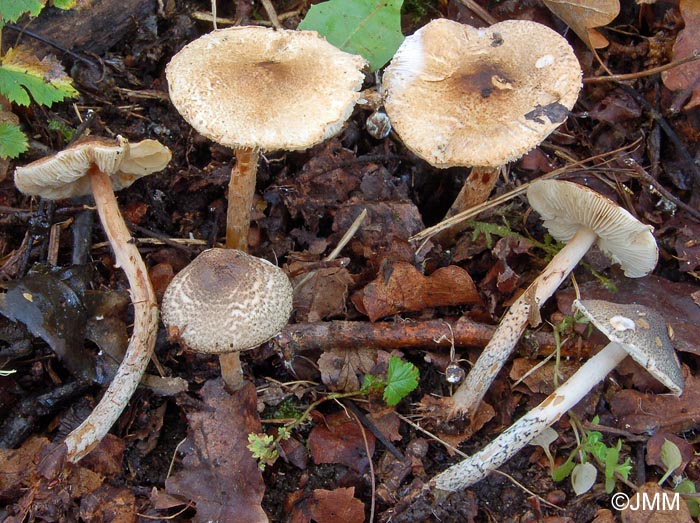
552 456 576 482
0 121 28 159
383 355 418 406
298 0 404 70
0 0 46 24
52 0 76 8
571 462 597 496
0 47 78 107
659 438 683 485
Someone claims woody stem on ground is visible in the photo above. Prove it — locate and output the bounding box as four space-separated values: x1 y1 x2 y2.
448 226 598 418
63 165 159 462
433 341 629 491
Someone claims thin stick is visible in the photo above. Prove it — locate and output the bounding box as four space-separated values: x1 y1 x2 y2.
584 53 700 84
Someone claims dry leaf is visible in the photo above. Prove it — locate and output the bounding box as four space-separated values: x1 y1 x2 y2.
308 410 376 472
318 347 377 391
355 261 481 322
621 482 692 523
662 0 700 110
309 488 366 523
543 0 620 49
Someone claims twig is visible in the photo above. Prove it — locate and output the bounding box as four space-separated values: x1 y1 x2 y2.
341 399 404 460
348 408 376 523
457 0 498 25
584 53 700 84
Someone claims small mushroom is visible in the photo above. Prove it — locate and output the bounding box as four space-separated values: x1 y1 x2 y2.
432 299 683 491
161 248 293 388
382 19 581 224
448 179 658 417
166 26 366 251
13 136 172 462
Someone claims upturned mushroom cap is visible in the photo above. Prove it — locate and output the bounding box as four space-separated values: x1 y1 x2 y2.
165 26 366 152
574 299 684 395
527 179 658 278
381 18 582 168
161 248 293 354
14 136 172 200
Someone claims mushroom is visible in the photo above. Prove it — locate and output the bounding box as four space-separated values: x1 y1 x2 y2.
161 248 293 388
165 26 366 251
432 299 684 491
13 136 172 462
382 19 581 226
448 179 658 417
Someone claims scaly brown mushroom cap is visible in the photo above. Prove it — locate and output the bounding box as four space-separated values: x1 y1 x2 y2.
161 248 293 354
14 136 171 199
165 26 366 152
527 179 658 277
574 299 684 395
382 18 582 168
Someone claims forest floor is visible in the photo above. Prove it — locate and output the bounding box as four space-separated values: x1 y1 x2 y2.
1 1 700 522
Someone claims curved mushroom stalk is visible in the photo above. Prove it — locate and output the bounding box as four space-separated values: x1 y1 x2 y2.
64 166 159 461
448 226 598 417
446 180 659 419
434 341 629 491
433 299 683 491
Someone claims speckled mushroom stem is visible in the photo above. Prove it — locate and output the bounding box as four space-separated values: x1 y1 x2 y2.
433 341 628 491
226 147 259 251
63 165 159 462
444 166 501 219
448 226 599 418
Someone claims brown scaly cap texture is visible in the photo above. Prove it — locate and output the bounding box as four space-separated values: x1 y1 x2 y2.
165 26 366 151
161 248 293 354
382 18 582 168
574 299 684 395
14 136 172 199
527 179 658 278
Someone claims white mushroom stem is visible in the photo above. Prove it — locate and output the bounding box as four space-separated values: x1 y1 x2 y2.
433 340 629 491
63 165 159 462
448 226 599 418
226 147 259 251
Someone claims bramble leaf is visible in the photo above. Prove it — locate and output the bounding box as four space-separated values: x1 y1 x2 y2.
383 355 418 406
298 0 404 70
0 47 78 107
0 121 28 159
0 0 46 24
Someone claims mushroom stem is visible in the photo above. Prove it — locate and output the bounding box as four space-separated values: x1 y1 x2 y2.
219 352 246 391
64 165 159 462
226 147 259 251
433 341 629 491
448 226 599 418
444 166 501 220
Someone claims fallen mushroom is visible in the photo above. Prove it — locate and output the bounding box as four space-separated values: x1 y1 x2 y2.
166 26 366 251
432 299 683 491
160 248 293 388
13 136 171 462
448 179 658 418
382 19 581 225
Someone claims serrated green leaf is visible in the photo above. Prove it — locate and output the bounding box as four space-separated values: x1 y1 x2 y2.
0 0 46 24
0 47 78 107
383 355 418 406
298 0 404 70
0 121 29 159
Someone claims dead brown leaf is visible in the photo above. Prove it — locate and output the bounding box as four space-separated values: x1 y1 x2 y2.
621 482 692 522
79 484 136 523
646 432 693 476
308 410 376 472
285 487 365 523
610 371 697 435
318 347 377 392
165 380 268 523
293 267 355 322
355 261 481 322
662 0 700 110
543 0 620 49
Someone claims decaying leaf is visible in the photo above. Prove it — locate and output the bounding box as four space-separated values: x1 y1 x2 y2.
285 486 365 523
308 410 376 472
318 346 376 391
621 482 692 522
166 380 267 523
662 0 700 110
543 0 620 49
610 373 699 435
646 433 693 476
354 261 481 322
293 267 354 322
